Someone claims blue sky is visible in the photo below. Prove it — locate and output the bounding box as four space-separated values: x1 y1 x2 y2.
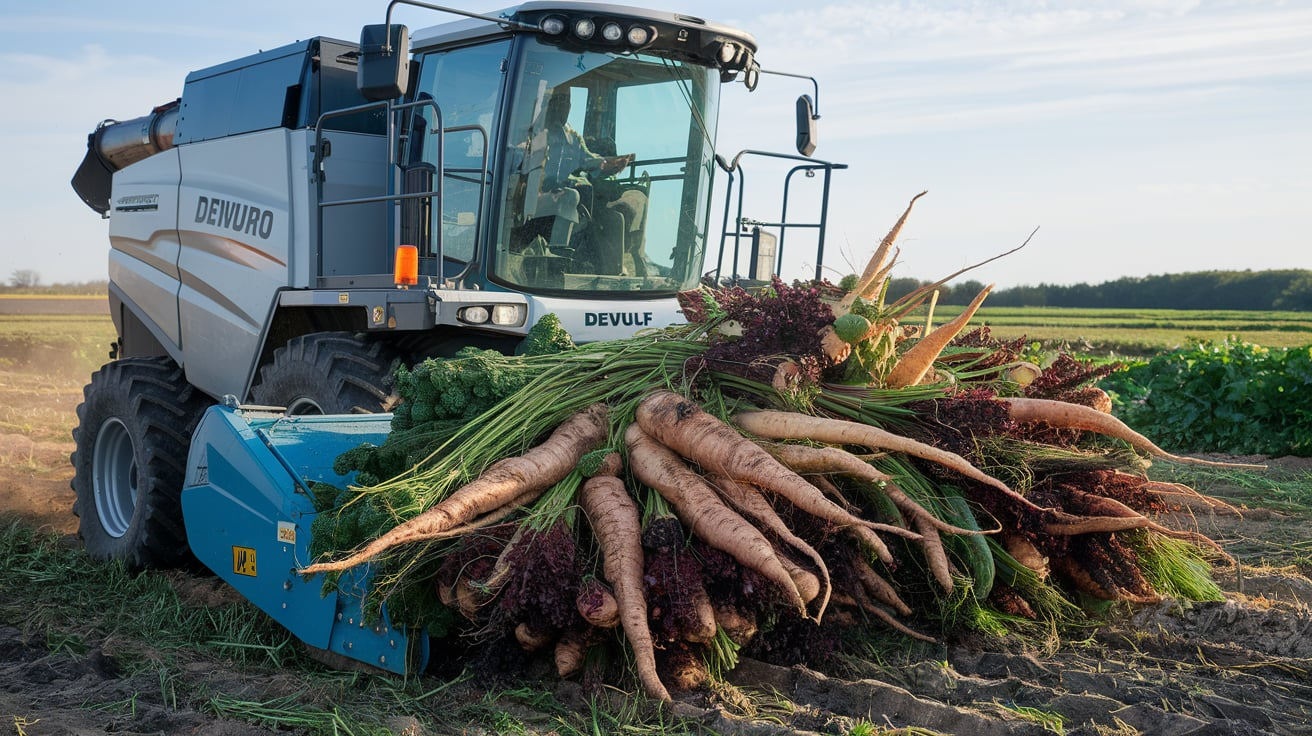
2 0 1308 288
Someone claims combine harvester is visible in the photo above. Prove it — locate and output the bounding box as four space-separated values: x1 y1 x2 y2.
69 1 843 673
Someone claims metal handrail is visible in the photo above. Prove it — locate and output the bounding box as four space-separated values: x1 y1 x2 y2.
713 149 846 283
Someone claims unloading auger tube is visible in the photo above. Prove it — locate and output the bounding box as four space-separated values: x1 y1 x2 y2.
71 99 180 215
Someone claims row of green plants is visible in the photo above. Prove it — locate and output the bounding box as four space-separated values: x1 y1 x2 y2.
1102 340 1312 457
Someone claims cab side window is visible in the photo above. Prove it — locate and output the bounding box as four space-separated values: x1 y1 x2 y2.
411 41 509 265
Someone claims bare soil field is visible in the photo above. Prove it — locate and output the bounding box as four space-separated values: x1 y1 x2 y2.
0 295 110 317
3 300 1312 735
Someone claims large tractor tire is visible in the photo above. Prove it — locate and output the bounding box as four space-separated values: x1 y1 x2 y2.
70 357 212 569
250 332 398 415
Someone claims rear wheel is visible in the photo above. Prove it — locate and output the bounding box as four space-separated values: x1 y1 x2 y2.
251 332 398 415
71 357 212 569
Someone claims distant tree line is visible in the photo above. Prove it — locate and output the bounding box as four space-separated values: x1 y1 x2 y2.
883 270 1312 311
2 270 108 295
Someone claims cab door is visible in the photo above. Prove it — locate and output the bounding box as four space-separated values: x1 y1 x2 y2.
406 40 510 281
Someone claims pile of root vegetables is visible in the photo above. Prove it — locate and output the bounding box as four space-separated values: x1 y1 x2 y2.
302 196 1255 702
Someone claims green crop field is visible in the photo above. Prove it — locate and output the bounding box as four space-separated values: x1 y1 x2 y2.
3 297 1311 364
926 305 1312 356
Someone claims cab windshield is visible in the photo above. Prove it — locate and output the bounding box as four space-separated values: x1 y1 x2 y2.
494 37 720 295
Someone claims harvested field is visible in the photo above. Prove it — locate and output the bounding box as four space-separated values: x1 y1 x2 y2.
3 297 1311 735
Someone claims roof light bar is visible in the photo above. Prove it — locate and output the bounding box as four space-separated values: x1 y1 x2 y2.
540 15 566 35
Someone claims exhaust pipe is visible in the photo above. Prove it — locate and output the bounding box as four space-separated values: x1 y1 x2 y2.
71 99 180 215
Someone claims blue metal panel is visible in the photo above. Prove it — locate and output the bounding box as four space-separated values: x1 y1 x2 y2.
182 405 428 674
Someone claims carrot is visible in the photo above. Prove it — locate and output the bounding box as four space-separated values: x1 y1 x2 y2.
801 471 899 566
476 523 531 595
776 551 823 608
1141 479 1242 516
1063 487 1231 559
1000 533 1049 580
734 410 1035 514
838 190 927 313
659 643 709 692
1050 538 1162 605
707 473 832 621
818 324 852 364
911 511 953 593
843 580 935 643
883 283 993 388
576 577 620 629
452 577 482 621
851 556 912 616
1001 397 1267 469
765 442 976 537
684 576 719 644
514 621 554 652
624 423 810 613
635 392 897 537
846 525 895 567
554 629 588 678
579 469 671 703
802 471 863 514
714 604 758 646
300 404 609 576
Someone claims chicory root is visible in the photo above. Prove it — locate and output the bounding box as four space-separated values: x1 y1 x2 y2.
636 392 893 537
1002 397 1266 469
708 473 832 621
625 423 810 614
736 410 1027 512
579 468 671 703
301 403 609 575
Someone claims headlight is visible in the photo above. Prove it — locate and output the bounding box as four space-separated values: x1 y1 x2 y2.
601 22 623 42
541 16 566 35
627 26 653 46
491 304 525 326
460 306 490 324
574 18 596 39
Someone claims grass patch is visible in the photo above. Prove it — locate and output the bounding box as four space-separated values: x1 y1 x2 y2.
1148 464 1312 517
0 520 298 670
991 702 1065 734
0 520 729 735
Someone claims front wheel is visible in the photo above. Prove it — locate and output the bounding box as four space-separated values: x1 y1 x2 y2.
250 332 398 415
70 357 212 569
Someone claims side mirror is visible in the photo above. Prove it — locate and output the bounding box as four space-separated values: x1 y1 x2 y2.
358 23 410 101
795 94 818 157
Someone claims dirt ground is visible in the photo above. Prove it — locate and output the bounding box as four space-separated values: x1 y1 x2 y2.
3 350 1312 735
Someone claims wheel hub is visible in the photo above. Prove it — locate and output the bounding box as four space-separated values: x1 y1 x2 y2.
92 417 137 538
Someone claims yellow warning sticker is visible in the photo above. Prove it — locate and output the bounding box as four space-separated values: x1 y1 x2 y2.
232 546 257 577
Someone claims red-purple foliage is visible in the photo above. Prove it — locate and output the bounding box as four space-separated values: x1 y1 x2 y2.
692 540 787 613
695 278 835 385
1023 354 1119 401
906 388 1016 461
435 525 514 596
495 521 582 630
642 516 710 642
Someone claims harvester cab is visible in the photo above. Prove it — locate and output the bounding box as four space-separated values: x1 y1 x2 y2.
69 1 844 673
